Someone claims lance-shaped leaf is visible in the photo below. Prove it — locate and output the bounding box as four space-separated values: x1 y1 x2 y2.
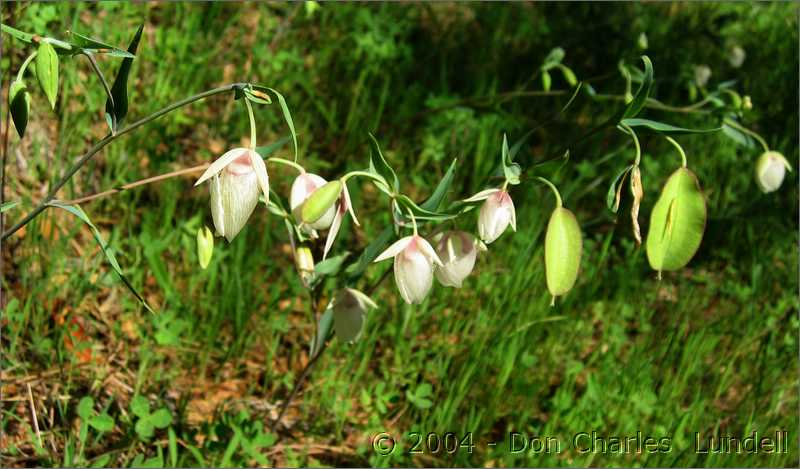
35 41 59 109
105 24 143 132
47 201 154 312
607 164 634 213
1 24 73 51
368 133 400 192
621 118 720 135
621 56 653 120
309 307 334 358
420 158 457 211
68 30 136 58
267 87 298 162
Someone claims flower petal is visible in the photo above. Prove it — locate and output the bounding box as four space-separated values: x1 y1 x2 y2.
342 182 360 226
374 236 414 262
463 188 501 203
416 236 443 267
195 147 250 187
323 208 343 260
250 149 270 203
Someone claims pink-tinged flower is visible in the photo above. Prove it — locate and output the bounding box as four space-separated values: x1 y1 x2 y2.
323 182 359 260
374 235 443 304
467 188 516 244
194 148 269 242
290 173 337 230
433 231 484 288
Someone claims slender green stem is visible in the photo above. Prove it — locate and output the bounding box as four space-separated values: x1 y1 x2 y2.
619 122 641 165
80 51 116 131
535 176 563 208
244 98 257 150
2 83 247 240
15 51 37 82
266 157 305 173
723 117 770 153
405 205 418 235
341 170 385 185
664 136 688 168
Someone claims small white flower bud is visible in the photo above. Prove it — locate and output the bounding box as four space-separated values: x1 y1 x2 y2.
755 151 792 193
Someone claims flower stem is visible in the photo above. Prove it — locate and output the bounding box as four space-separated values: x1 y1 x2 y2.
266 157 305 173
535 176 563 208
664 135 688 168
723 117 770 153
15 51 37 82
619 122 641 165
2 82 248 241
245 97 257 150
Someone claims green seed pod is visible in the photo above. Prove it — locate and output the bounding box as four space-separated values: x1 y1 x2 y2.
301 180 342 224
196 226 214 269
9 80 30 138
646 167 707 275
545 207 582 301
35 41 59 109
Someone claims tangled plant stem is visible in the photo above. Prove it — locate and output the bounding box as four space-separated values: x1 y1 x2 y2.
1 82 249 241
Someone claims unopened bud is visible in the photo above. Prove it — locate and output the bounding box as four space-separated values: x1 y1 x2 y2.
196 226 214 269
301 180 342 225
295 245 315 287
755 151 792 193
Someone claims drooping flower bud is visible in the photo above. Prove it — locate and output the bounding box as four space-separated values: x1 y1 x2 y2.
194 147 269 242
332 288 377 342
728 45 746 68
196 225 214 269
374 235 443 304
694 65 711 87
295 245 315 288
9 80 30 138
476 190 516 244
290 173 337 230
432 231 484 288
755 151 792 193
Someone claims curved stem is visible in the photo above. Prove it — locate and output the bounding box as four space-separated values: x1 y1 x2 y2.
80 51 116 131
2 83 247 240
266 157 305 173
341 170 385 185
723 117 770 153
15 51 37 82
664 135 688 168
244 97 257 150
535 176 563 208
619 122 642 165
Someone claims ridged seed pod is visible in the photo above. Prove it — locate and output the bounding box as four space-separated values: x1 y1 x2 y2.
544 207 582 302
301 180 342 225
646 167 706 275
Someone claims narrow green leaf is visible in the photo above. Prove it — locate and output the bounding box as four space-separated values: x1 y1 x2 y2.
721 122 756 149
621 118 720 135
1 201 19 213
35 41 59 109
105 25 143 131
67 30 135 58
47 202 153 312
345 225 394 281
541 69 552 92
420 158 457 211
1 24 72 50
368 133 400 192
90 454 111 468
309 308 333 358
254 135 291 159
314 253 349 277
267 88 297 161
621 56 653 120
168 428 178 468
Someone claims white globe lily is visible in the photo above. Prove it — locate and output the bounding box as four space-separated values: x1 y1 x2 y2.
433 231 485 288
194 147 269 242
290 173 337 230
466 188 516 244
374 234 443 304
755 151 792 193
323 182 359 260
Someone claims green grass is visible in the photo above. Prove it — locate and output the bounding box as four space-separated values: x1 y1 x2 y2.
1 2 798 467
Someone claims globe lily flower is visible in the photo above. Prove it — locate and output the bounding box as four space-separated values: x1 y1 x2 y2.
432 231 485 288
466 188 516 244
194 147 269 242
374 234 443 304
323 182 359 260
755 151 792 193
332 287 377 342
290 172 337 231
